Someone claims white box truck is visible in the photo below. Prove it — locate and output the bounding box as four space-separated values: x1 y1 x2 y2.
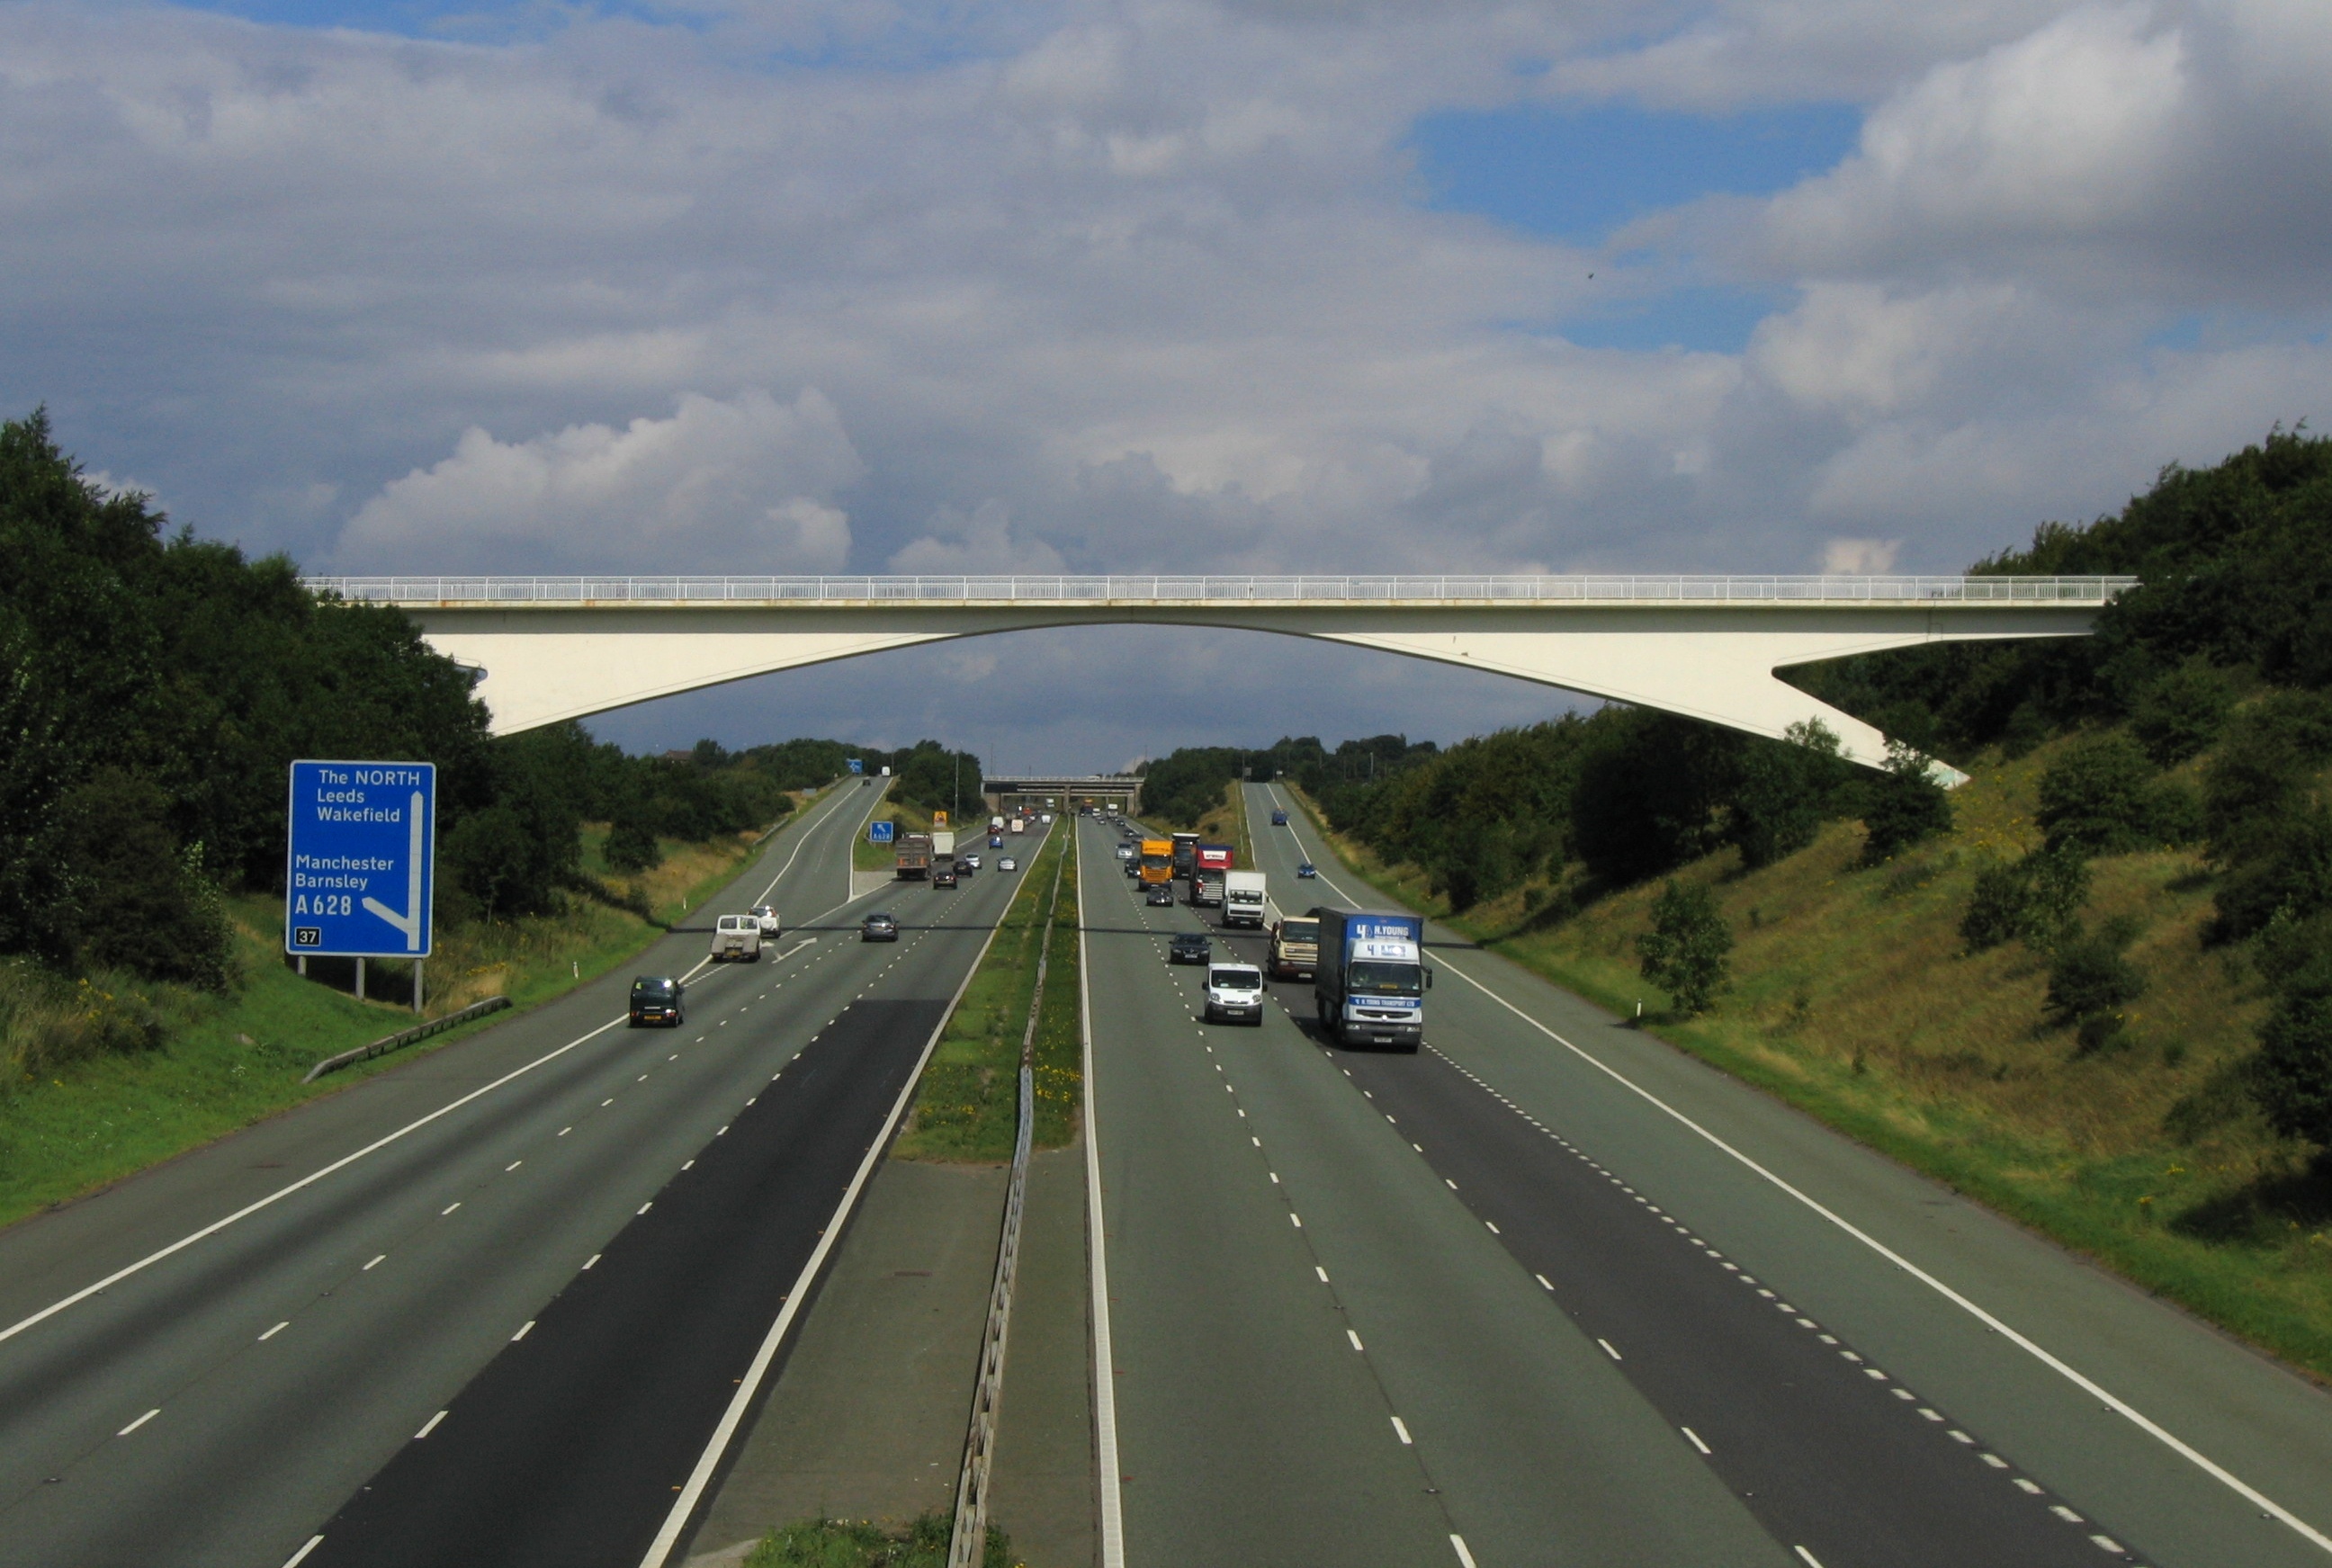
1223 871 1267 928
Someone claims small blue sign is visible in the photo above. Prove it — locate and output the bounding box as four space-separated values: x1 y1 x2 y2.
869 820 895 844
847 757 864 775
285 760 436 957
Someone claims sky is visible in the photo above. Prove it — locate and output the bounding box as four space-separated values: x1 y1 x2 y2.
7 0 2330 767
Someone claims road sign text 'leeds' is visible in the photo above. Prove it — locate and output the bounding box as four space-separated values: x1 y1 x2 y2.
285 761 435 957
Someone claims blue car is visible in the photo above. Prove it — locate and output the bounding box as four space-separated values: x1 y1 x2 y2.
1296 862 1318 879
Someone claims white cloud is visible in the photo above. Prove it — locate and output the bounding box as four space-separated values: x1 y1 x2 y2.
340 388 863 571
1819 536 1903 573
888 498 1067 574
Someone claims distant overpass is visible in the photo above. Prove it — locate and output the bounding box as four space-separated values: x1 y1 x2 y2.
308 573 2137 774
987 775 1144 811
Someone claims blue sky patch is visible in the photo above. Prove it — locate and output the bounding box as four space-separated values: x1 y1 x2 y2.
1411 101 1861 243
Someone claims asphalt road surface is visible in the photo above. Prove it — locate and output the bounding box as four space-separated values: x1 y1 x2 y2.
1076 792 2332 1568
0 782 1041 1568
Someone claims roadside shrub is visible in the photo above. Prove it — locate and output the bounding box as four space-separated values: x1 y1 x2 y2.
1637 880 1732 1015
603 811 662 874
2036 734 2196 854
1727 720 1850 870
442 805 559 920
2204 691 2332 862
1859 741 1952 865
2045 916 2145 1029
1961 846 2091 953
2251 957 2332 1153
2211 805 2332 943
2131 659 2233 766
49 768 235 989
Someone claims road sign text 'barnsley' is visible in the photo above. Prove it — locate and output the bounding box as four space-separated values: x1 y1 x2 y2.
285 761 436 957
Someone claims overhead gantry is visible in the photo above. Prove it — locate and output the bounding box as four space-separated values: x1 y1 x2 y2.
308 574 2136 775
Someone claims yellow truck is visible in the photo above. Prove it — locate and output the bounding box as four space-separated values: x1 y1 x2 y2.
1138 838 1173 890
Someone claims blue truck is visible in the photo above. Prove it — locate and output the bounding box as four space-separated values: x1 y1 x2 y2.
1310 909 1431 1051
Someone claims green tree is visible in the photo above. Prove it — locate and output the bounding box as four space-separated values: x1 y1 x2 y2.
2036 734 2193 854
2131 659 2233 765
1961 846 2092 954
2045 917 2145 1030
1636 880 1733 1015
2252 957 2332 1152
604 810 662 874
1860 741 1952 864
1727 720 1847 870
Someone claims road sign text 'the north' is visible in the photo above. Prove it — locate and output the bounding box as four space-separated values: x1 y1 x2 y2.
285 761 436 958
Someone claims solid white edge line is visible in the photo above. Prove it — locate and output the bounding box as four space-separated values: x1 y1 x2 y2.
633 826 1032 1568
1430 887 2332 1553
1449 1534 1478 1568
280 1535 325 1568
1079 823 1129 1568
1 775 874 1353
1794 1547 1825 1568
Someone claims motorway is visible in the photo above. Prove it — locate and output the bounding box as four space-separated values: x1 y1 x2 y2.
1081 789 2332 1568
0 780 1044 1568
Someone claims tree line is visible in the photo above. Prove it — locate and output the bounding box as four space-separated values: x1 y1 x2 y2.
0 411 981 995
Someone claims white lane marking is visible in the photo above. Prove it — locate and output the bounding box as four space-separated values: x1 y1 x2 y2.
717 1125 729 1135
260 1321 289 1340
1484 1221 1501 1235
1536 1274 1554 1291
1794 1549 1825 1568
1980 1453 2010 1468
583 1253 601 1270
2014 1477 2044 1493
1682 1426 1712 1455
513 1320 535 1341
1269 1172 1279 1184
2090 1536 2125 1554
1070 836 1130 1568
1450 1536 1478 1568
363 1255 385 1271
559 1127 571 1137
1391 1416 1413 1445
441 1203 461 1216
1289 1213 1302 1228
0 997 653 1348
414 1410 447 1439
1598 1338 1623 1360
281 1537 324 1568
1444 1178 1458 1191
1424 956 2332 1555
637 861 1019 1568
2051 1505 2086 1523
506 1160 522 1172
117 1408 159 1435
1316 1267 1331 1283
682 1160 695 1171
1347 1329 1365 1351
601 1098 614 1107
638 1202 652 1215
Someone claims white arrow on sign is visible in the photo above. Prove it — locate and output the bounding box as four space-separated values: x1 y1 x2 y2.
361 792 426 953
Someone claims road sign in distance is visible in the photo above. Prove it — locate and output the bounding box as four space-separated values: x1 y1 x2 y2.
286 760 436 957
869 820 896 844
848 758 864 775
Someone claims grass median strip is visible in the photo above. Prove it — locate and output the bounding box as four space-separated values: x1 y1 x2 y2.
743 1511 1010 1568
893 828 1081 1163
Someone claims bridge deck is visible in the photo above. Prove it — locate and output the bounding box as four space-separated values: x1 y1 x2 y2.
306 574 2135 610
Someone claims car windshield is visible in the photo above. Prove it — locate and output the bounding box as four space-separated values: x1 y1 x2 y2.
1281 920 1318 942
632 979 676 996
1347 960 1423 997
868 914 894 925
1211 969 1260 991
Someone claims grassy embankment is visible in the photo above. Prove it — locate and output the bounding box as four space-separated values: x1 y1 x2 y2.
1195 780 1253 868
743 1511 1012 1568
1285 740 2332 1383
0 794 823 1232
892 826 1082 1162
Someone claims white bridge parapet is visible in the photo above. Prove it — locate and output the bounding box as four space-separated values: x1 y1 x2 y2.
309 574 2138 776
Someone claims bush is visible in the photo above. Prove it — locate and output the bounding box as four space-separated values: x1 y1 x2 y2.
2045 917 2145 1028
2211 806 2332 943
604 811 662 874
1636 880 1732 1015
1859 741 1953 864
2036 734 2194 854
1961 846 2091 953
1727 720 1849 870
2252 959 2332 1151
48 768 235 989
2131 659 2233 765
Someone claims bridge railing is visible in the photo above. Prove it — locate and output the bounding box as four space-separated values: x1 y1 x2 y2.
306 574 2139 606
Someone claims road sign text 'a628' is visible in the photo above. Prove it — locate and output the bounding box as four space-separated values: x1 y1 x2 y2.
285 761 435 957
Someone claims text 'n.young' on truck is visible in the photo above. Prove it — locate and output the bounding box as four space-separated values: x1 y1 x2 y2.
1311 909 1431 1052
1223 869 1267 928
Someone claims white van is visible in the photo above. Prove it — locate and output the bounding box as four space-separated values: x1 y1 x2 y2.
712 914 762 963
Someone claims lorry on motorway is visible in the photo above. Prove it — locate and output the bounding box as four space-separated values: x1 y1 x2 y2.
1138 838 1173 890
711 914 762 963
933 829 956 857
1192 843 1233 907
1224 870 1267 928
1268 916 1317 980
1170 831 1200 881
896 831 932 879
1311 909 1429 1051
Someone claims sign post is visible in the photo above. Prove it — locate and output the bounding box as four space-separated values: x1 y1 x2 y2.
286 761 436 1013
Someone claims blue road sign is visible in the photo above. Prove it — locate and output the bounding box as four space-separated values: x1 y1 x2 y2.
869 820 895 844
285 761 436 957
847 757 864 775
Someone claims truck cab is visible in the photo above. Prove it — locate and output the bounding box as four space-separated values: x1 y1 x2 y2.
1311 909 1429 1051
1269 916 1317 980
1223 870 1267 928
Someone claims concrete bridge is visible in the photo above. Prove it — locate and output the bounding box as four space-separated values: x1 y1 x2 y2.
308 573 2136 773
987 775 1144 811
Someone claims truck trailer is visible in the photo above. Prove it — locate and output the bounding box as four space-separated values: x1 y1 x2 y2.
1311 909 1430 1051
895 832 932 879
1170 831 1200 881
1223 870 1267 928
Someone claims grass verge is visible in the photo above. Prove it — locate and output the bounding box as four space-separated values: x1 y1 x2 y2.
1280 771 2332 1383
854 796 936 874
743 1511 1012 1568
892 827 1079 1162
0 797 819 1232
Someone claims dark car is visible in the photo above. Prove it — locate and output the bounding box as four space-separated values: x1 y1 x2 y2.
1169 932 1212 964
1271 810 1289 826
628 976 685 1027
933 866 958 888
862 912 900 942
1296 862 1318 879
1146 883 1174 906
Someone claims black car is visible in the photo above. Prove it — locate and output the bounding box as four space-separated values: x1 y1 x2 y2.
862 911 900 941
629 976 685 1027
1169 932 1212 964
1146 883 1174 906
